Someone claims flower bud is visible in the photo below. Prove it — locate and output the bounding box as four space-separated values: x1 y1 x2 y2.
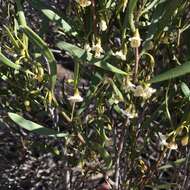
181 135 189 146
99 19 107 31
24 100 31 112
76 0 91 8
68 89 83 103
122 0 128 12
167 141 178 150
129 30 142 48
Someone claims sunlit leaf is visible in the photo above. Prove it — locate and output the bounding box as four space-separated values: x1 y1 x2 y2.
91 143 112 169
30 0 77 36
8 112 67 137
110 80 124 101
56 41 128 75
150 61 190 83
0 52 21 70
181 82 190 98
21 26 57 96
127 0 138 33
144 0 184 49
56 41 92 60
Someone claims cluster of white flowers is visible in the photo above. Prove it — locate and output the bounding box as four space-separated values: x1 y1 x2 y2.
68 90 83 103
123 78 156 99
84 38 104 58
129 30 142 48
99 19 107 31
159 133 178 150
113 50 126 61
123 78 135 92
92 38 104 58
76 0 91 8
133 85 156 99
84 43 91 52
122 109 138 119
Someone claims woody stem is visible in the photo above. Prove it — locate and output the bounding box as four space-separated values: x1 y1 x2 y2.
133 47 139 83
91 0 97 36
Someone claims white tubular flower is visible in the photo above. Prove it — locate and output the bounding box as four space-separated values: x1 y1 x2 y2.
159 133 168 146
84 43 91 52
99 19 107 31
122 0 128 12
159 133 178 150
125 110 137 119
123 77 135 92
114 50 126 61
132 85 156 99
129 30 142 48
181 135 189 146
68 90 83 103
143 86 156 99
92 38 104 58
133 85 144 97
76 0 91 8
167 142 178 150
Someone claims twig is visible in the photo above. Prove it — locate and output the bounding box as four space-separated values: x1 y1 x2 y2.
133 47 139 83
114 121 127 189
91 0 97 36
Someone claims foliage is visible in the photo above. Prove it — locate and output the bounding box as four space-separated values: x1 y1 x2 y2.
0 0 190 189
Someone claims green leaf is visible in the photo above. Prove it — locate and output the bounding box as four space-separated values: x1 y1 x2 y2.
150 61 190 83
159 158 186 170
92 60 128 75
159 164 173 170
21 26 57 95
147 183 177 189
30 0 77 36
140 0 161 16
42 10 72 33
91 143 112 169
110 80 124 101
181 82 190 98
0 52 21 70
174 158 186 165
56 41 128 75
4 25 20 50
0 52 34 75
155 184 177 189
16 0 28 48
127 0 138 33
56 41 92 61
8 112 67 137
144 0 184 49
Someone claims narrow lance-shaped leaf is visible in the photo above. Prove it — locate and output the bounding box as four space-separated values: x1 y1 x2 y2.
16 0 28 49
4 25 20 50
181 82 190 98
57 41 92 61
143 0 184 50
30 0 77 36
110 79 124 101
93 60 128 75
0 51 34 75
140 0 161 16
111 80 124 102
8 113 67 137
56 41 128 75
150 61 190 83
0 52 21 70
90 142 112 169
127 0 138 33
21 26 57 95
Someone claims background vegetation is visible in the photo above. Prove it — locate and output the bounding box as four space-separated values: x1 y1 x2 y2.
0 0 190 189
